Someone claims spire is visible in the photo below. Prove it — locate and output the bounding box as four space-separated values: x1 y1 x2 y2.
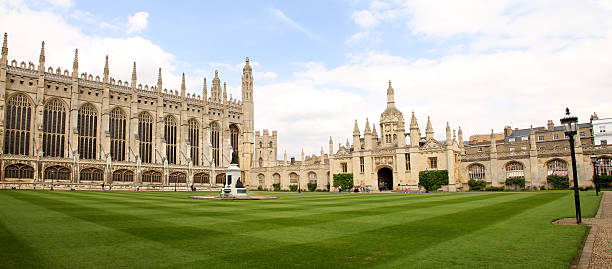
426 116 434 140
212 69 221 101
329 136 333 144
346 139 350 148
353 119 360 135
446 122 452 145
181 72 186 97
490 129 497 153
72 48 78 77
387 80 394 105
243 56 251 71
39 41 45 63
156 68 162 93
103 55 109 83
458 126 464 148
223 82 227 101
131 62 137 88
372 124 378 138
364 118 372 134
453 130 456 143
2 33 7 65
202 77 207 100
410 111 419 129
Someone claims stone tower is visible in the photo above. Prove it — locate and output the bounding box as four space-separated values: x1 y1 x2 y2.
241 57 255 181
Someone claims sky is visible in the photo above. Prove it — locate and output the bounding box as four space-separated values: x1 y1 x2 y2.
1 0 612 159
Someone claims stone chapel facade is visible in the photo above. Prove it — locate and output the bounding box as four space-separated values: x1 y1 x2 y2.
0 34 255 190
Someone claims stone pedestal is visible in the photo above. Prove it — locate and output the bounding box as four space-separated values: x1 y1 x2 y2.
221 163 246 197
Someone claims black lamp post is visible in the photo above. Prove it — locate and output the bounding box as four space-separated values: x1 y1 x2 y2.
560 108 581 224
591 155 600 196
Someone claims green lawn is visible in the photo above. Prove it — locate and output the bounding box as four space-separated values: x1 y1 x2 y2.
0 190 602 269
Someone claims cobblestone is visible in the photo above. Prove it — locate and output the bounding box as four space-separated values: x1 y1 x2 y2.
553 192 611 269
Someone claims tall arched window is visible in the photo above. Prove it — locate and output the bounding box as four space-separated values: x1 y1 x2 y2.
169 172 186 184
505 162 524 178
547 159 568 176
142 170 161 183
211 122 220 167
289 172 299 184
42 99 66 157
4 94 32 155
80 167 103 181
4 164 34 179
138 112 153 163
112 169 134 183
189 119 199 166
193 172 209 184
164 116 177 164
230 124 239 164
258 157 263 167
273 173 281 184
257 174 265 185
468 164 486 180
44 166 70 181
78 103 97 159
597 157 612 176
308 172 317 184
109 108 126 161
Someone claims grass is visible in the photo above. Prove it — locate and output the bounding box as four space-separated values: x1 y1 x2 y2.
0 190 602 269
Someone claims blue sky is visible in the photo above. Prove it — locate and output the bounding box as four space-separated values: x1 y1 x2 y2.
2 0 612 158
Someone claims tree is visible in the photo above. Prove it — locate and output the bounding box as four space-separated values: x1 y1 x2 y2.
333 173 354 192
418 170 449 193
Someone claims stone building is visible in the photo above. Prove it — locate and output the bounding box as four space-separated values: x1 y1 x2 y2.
2 34 610 191
461 119 612 188
249 81 465 191
0 35 255 189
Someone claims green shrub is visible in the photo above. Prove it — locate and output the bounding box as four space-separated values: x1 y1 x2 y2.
540 185 546 190
485 186 505 191
333 173 354 192
307 183 317 192
257 186 264 191
418 170 449 193
505 177 526 189
468 179 486 191
289 185 298 192
272 183 280 191
546 175 569 190
595 175 612 188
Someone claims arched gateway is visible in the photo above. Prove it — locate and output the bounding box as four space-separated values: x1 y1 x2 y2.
377 167 393 191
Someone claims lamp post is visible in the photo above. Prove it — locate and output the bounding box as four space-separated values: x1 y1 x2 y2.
560 108 581 224
591 155 600 196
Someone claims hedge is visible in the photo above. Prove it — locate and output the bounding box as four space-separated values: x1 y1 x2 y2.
307 183 317 192
418 170 449 193
272 183 280 191
468 179 486 191
547 175 569 190
505 177 525 188
289 185 298 192
333 173 354 192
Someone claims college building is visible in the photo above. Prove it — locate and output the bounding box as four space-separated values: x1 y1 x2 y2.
1 34 611 191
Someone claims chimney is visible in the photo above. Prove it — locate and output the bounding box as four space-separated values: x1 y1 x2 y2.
291 157 295 165
547 120 554 131
504 126 512 138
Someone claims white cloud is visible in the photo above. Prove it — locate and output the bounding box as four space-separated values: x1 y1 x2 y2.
352 10 379 29
126 11 149 34
45 0 73 9
254 71 277 79
259 35 612 157
0 2 183 93
269 6 319 41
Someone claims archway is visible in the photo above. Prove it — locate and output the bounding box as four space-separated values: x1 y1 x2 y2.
377 167 393 191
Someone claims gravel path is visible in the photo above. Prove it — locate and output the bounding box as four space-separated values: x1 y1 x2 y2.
554 191 611 269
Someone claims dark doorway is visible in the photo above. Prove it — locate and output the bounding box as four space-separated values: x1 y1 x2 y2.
377 168 393 191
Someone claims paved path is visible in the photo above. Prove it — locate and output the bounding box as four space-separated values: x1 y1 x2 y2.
555 192 611 269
